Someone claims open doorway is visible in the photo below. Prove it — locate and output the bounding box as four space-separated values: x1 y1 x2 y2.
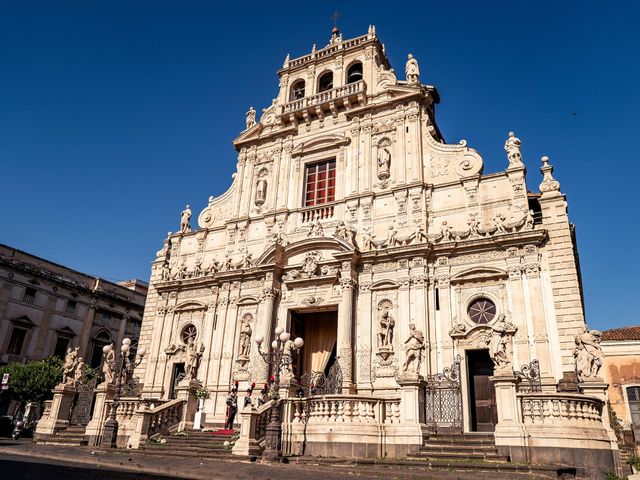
466 349 497 432
169 363 185 399
290 309 337 378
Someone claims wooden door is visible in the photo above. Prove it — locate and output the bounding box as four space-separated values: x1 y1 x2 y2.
467 349 497 432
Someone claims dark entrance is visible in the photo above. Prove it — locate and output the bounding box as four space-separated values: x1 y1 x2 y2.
466 349 497 432
169 363 185 399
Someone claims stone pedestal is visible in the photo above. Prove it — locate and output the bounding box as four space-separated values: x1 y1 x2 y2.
34 383 77 440
392 373 426 455
85 382 115 446
232 404 262 456
176 378 200 430
490 374 527 451
193 399 206 430
579 380 621 447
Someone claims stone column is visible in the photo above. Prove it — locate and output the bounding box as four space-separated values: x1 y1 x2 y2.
506 266 533 370
436 275 453 367
524 264 554 385
79 305 97 360
250 287 277 385
34 296 58 357
338 278 356 394
357 281 373 392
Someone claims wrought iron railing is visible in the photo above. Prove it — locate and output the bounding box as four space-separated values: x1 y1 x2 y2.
425 355 463 432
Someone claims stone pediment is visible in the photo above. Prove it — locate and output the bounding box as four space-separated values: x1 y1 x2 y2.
175 301 207 312
370 279 399 291
257 236 354 266
291 134 350 156
451 267 507 284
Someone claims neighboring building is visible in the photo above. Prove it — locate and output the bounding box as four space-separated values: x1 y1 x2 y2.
602 326 640 441
0 243 147 368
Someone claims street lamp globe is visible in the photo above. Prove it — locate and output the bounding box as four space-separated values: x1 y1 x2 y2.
122 338 131 346
279 331 290 342
274 326 284 336
271 340 278 349
121 344 130 354
137 347 147 358
103 344 113 354
294 337 304 348
255 334 264 345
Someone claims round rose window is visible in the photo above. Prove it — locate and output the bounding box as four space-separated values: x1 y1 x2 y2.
467 298 497 324
181 324 197 344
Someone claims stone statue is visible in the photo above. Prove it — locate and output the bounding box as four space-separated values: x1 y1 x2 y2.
411 224 427 244
184 338 204 381
441 221 453 241
223 255 234 271
385 224 398 247
334 221 353 243
255 178 267 206
378 309 395 348
160 262 171 281
377 147 391 180
405 54 420 84
308 218 324 237
281 339 295 375
62 347 79 385
467 213 481 236
488 314 517 370
180 205 192 234
239 250 253 269
493 213 508 233
524 210 535 230
73 357 85 384
573 325 604 382
504 131 523 166
402 323 424 372
193 260 203 277
362 229 375 250
239 316 252 357
102 344 116 384
246 106 256 129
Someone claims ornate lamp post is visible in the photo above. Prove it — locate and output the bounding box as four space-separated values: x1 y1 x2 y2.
255 326 303 460
101 338 146 448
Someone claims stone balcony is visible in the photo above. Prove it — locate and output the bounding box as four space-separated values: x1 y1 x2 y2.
279 80 367 125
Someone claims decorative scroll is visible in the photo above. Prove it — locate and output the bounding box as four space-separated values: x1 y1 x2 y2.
514 359 541 393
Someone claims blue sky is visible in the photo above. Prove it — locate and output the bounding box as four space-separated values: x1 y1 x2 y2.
1 1 638 330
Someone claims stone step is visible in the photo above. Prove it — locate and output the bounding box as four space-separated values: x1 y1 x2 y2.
421 444 499 454
410 451 509 462
140 444 231 454
135 446 238 460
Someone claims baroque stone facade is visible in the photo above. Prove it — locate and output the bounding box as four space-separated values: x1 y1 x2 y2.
128 28 618 474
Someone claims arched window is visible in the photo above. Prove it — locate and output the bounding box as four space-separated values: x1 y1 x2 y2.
90 330 112 368
318 71 334 92
290 80 305 101
346 62 363 84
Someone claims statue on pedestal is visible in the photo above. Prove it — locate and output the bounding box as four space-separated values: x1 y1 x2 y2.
378 309 395 348
73 357 85 384
102 344 116 384
573 325 604 382
405 54 420 84
246 106 256 129
488 314 517 370
255 178 267 206
504 131 523 166
377 147 391 180
402 323 425 372
180 205 192 234
184 338 204 381
61 347 79 385
238 315 252 358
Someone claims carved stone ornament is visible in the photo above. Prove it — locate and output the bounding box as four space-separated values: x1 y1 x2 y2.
573 325 604 382
255 168 268 206
238 313 253 359
302 251 322 277
402 323 425 373
488 314 517 371
504 131 523 167
377 139 391 181
180 205 192 234
377 299 395 356
405 53 420 85
539 156 560 194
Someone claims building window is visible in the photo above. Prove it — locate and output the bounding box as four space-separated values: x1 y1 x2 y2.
346 62 363 83
468 298 497 324
290 79 305 101
53 336 70 358
181 324 198 344
318 71 333 92
528 196 543 225
90 330 112 368
65 300 77 314
7 327 27 355
628 386 640 425
304 159 336 207
23 287 37 304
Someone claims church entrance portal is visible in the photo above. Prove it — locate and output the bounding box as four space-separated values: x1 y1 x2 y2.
290 310 337 380
466 349 497 432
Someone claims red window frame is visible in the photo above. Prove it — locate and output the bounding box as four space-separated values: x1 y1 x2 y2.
304 159 336 207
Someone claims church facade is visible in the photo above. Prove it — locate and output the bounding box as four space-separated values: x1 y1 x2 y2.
125 27 617 474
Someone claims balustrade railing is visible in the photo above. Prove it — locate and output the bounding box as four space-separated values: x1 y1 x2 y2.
300 203 335 223
281 80 366 115
519 393 603 427
288 395 400 425
141 398 184 438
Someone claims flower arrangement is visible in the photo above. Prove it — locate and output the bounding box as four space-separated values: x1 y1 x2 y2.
195 387 210 399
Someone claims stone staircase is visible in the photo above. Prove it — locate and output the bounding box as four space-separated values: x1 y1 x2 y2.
38 425 88 446
400 433 576 479
137 429 239 459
